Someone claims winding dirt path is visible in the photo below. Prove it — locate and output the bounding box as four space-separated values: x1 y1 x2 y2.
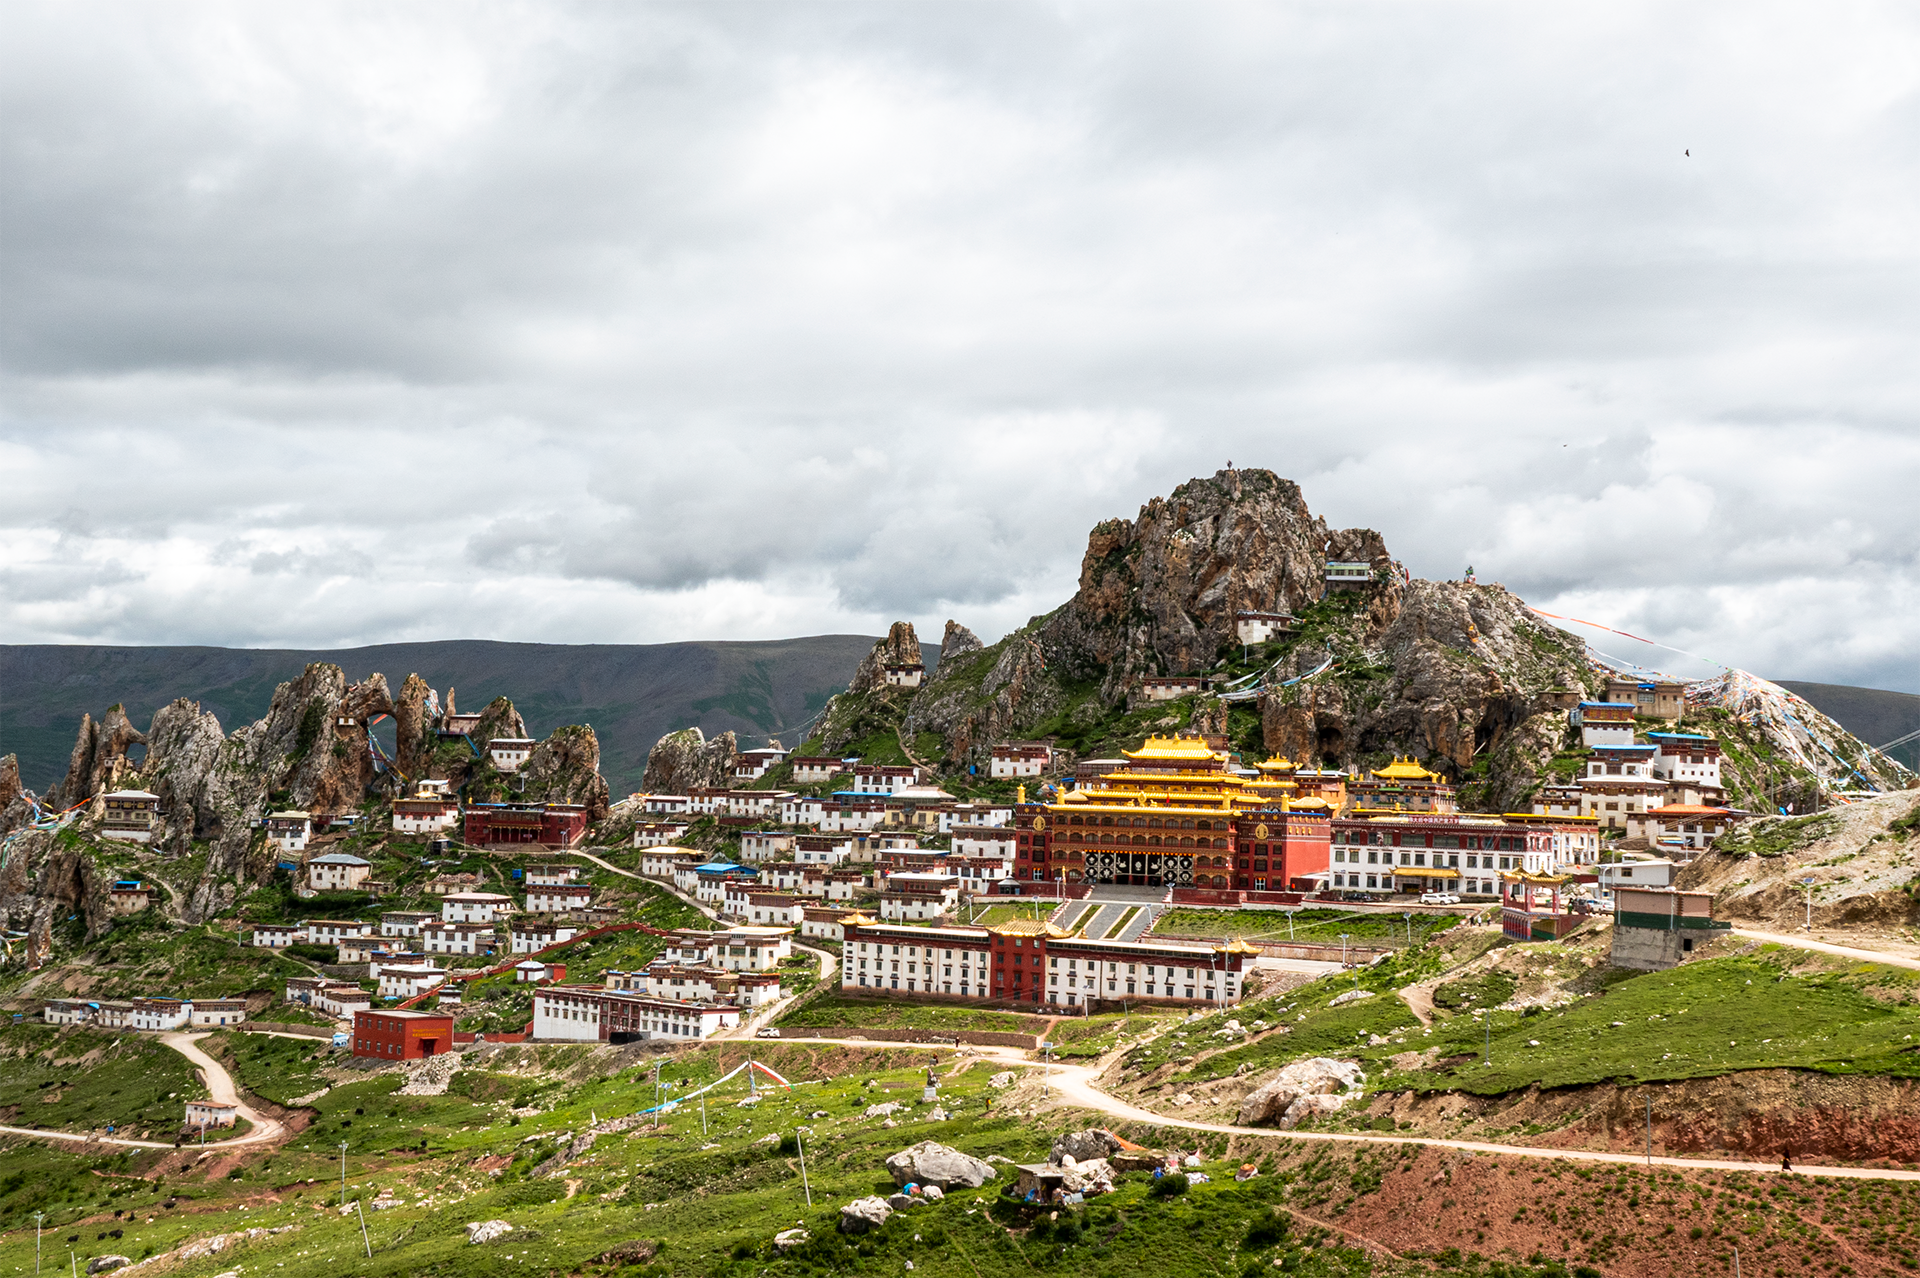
766 1034 1920 1182
1732 927 1920 972
0 1031 285 1151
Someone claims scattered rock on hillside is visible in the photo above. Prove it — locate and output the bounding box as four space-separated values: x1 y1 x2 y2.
885 1140 998 1188
773 1229 809 1252
839 1196 892 1234
466 1220 513 1245
1238 1057 1367 1127
865 1102 902 1119
595 1239 659 1265
1050 1129 1124 1163
85 1256 130 1274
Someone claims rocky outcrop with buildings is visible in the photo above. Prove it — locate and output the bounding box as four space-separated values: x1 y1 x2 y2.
519 724 613 819
641 726 738 793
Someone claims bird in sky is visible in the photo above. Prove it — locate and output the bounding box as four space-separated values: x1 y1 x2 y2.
1685 149 1690 156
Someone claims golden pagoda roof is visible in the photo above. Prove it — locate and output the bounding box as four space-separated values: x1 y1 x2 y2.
1121 735 1224 763
839 911 878 925
1500 870 1571 885
1284 796 1332 811
1369 757 1446 784
1254 755 1298 773
989 919 1073 938
1213 938 1263 955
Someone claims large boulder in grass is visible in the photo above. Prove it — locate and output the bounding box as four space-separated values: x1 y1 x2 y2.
885 1141 999 1189
1236 1058 1366 1127
839 1196 893 1234
86 1258 132 1275
1050 1129 1124 1164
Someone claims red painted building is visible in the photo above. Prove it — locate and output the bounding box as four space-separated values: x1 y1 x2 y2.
352 1009 455 1060
463 803 589 848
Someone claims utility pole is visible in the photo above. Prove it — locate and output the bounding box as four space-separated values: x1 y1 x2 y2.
339 1140 349 1208
1482 1011 1490 1067
1803 877 1816 932
796 1131 812 1206
34 1211 44 1275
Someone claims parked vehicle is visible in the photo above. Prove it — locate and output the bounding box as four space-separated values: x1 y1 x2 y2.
1418 892 1462 905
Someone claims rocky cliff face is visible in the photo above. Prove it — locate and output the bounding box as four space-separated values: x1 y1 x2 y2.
51 704 147 808
846 622 924 694
1039 468 1388 704
820 467 1596 804
641 727 738 793
1258 579 1591 810
521 724 613 819
394 673 440 777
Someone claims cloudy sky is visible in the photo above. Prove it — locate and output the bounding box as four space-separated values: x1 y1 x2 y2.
4 2 1917 693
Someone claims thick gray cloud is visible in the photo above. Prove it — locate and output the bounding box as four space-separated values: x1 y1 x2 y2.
2 1 1917 693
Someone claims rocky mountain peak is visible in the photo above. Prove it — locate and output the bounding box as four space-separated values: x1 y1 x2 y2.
1040 466 1390 703
53 703 147 808
845 621 924 694
939 620 983 663
641 726 738 793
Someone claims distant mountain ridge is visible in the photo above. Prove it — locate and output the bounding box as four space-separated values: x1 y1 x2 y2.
0 636 878 798
1779 681 1920 771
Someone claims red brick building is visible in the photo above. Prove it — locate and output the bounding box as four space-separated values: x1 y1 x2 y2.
352 1009 455 1060
463 803 589 847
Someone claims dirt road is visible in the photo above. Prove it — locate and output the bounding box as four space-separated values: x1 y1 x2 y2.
766 1034 1920 1182
1733 927 1920 972
0 1030 284 1151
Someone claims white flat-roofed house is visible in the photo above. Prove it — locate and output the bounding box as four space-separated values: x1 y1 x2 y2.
336 935 384 963
1324 560 1374 590
489 738 536 773
102 880 152 915
185 1100 238 1128
693 863 756 907
879 873 961 921
1647 733 1726 804
951 828 1017 859
1530 784 1584 819
732 747 788 783
948 802 1013 829
1594 856 1677 902
1138 676 1209 702
782 796 829 826
315 984 372 1018
642 794 691 815
745 891 804 927
532 986 740 1043
631 821 690 846
640 848 700 880
421 920 497 956
883 663 925 688
740 830 795 862
377 963 447 1001
793 834 851 864
1579 745 1665 831
788 756 846 784
818 798 889 833
515 959 561 983
686 788 732 816
1572 702 1638 748
264 810 312 854
512 920 578 953
824 868 866 901
307 852 372 894
380 910 436 938
759 861 804 891
392 789 459 835
189 999 248 1028
690 925 793 971
100 790 161 842
801 906 860 941
251 923 300 948
43 999 94 1025
952 853 1015 888
441 892 513 923
720 878 757 919
524 863 585 886
849 765 921 795
1233 611 1298 645
989 743 1052 779
129 997 193 1031
301 919 375 945
525 883 593 915
1605 678 1688 722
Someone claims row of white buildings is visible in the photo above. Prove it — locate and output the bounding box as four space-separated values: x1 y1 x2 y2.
43 995 249 1030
